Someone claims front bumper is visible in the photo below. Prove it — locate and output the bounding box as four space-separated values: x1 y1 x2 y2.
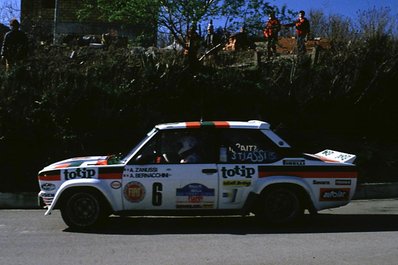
38 191 55 208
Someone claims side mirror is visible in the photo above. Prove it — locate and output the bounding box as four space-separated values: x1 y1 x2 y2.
132 152 157 165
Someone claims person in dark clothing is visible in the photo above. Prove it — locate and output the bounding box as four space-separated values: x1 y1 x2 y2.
1 19 28 71
284 10 310 55
0 23 10 52
184 24 201 69
205 19 215 49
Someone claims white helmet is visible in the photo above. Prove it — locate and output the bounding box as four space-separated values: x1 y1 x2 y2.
178 136 198 155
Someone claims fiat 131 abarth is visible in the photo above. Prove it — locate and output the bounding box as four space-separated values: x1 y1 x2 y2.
38 120 357 229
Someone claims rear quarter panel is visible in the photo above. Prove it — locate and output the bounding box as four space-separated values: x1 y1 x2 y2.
252 159 357 211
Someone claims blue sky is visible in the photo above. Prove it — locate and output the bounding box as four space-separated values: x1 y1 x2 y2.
280 0 398 18
1 0 397 25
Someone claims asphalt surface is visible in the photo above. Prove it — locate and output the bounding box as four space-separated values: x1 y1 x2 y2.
1 199 398 265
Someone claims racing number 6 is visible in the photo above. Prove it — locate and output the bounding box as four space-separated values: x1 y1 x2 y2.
152 182 163 206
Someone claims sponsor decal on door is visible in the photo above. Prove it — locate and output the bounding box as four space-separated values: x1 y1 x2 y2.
176 183 215 209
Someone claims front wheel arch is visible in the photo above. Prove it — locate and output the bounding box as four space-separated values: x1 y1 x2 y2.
58 187 111 229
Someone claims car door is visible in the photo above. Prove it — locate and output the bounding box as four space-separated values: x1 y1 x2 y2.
217 129 281 209
122 129 219 210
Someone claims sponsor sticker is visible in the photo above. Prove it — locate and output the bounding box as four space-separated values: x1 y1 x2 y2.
124 181 146 203
41 183 56 191
62 168 98 180
313 180 330 185
223 180 251 187
110 181 122 189
283 160 305 166
221 166 255 179
335 179 352 185
176 183 215 209
320 188 350 201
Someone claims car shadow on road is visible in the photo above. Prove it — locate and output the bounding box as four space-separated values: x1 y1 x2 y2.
64 213 398 234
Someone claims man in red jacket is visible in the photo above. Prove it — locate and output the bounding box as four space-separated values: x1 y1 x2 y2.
263 11 281 59
284 10 310 55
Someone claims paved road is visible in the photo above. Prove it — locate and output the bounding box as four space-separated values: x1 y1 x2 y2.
1 199 398 265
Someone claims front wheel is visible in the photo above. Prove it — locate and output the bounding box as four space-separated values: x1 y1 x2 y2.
60 192 107 229
256 188 303 224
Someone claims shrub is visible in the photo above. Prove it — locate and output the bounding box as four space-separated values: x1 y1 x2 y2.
0 32 397 191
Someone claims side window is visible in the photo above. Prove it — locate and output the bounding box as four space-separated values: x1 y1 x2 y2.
133 129 216 164
219 129 281 164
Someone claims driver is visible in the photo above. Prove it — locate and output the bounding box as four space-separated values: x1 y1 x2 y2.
178 136 201 163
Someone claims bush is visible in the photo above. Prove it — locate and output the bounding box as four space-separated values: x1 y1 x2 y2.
0 35 397 191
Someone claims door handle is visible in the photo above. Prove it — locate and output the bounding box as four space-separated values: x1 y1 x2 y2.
202 168 218 174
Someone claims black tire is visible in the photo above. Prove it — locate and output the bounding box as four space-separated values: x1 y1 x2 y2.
60 191 107 229
257 188 303 224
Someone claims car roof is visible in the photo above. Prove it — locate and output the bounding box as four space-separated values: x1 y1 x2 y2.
155 120 271 130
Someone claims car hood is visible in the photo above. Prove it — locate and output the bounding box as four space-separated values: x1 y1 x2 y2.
42 156 109 171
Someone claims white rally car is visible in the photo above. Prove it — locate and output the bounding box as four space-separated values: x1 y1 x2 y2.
38 120 357 229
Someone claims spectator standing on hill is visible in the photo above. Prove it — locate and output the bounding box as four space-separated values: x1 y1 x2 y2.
235 26 249 50
263 11 281 59
205 20 215 49
184 24 201 69
1 18 28 71
284 10 310 55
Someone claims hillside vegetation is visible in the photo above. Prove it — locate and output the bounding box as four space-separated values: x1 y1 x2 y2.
0 34 397 191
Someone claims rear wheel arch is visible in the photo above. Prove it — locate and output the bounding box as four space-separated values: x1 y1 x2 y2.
255 183 313 224
262 183 314 209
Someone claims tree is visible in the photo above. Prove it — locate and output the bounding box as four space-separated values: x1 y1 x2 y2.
357 6 395 40
0 0 20 26
309 10 354 42
157 0 221 45
219 0 293 36
327 14 353 43
308 10 328 38
77 0 291 46
77 0 220 47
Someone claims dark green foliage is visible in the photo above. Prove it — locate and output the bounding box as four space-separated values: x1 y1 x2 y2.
1 36 397 191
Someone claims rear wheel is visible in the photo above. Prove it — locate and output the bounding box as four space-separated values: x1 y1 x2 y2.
257 188 303 224
60 192 107 229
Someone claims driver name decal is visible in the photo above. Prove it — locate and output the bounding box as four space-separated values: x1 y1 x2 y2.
123 167 170 178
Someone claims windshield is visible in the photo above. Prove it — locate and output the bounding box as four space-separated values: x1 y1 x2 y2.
119 127 158 163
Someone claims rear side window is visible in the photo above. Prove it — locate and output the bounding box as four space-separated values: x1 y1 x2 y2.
218 129 281 164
